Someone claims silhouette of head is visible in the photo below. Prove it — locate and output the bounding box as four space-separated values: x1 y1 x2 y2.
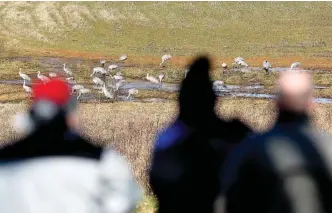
178 56 216 127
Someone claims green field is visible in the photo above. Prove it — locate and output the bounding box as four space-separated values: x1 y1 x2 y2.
1 2 332 64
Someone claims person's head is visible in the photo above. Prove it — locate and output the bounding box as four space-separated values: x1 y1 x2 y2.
13 79 78 135
178 55 216 126
276 71 313 117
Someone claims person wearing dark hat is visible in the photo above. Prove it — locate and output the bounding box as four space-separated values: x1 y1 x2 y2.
149 56 252 213
0 79 142 213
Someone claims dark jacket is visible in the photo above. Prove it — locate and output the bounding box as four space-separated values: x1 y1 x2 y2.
221 113 332 213
0 113 142 213
149 56 252 213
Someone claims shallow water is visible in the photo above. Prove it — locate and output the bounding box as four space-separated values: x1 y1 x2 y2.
1 56 332 103
232 92 332 104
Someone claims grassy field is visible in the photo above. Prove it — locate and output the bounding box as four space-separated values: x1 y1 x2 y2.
1 99 332 212
2 2 332 212
1 2 332 69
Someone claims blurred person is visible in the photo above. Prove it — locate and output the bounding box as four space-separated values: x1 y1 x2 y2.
149 56 252 213
217 71 332 213
0 79 142 213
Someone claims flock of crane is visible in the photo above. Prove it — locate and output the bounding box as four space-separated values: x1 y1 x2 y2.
18 54 302 101
18 54 171 101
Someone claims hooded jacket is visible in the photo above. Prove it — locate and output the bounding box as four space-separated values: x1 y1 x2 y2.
149 56 252 213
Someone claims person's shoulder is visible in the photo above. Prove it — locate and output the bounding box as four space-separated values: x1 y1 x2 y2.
153 119 190 151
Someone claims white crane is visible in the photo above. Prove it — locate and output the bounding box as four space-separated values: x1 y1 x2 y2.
102 83 114 99
71 84 84 93
19 69 31 81
77 88 91 100
238 60 248 67
49 72 57 78
108 64 118 72
184 68 189 78
119 54 127 61
37 71 50 83
263 60 272 74
100 59 106 67
158 74 165 84
290 62 301 70
90 67 107 77
93 77 104 86
213 80 226 90
160 54 172 66
234 57 245 63
63 64 73 76
67 79 76 85
233 57 248 68
222 63 227 73
22 80 32 93
111 73 123 81
146 73 160 85
127 88 139 99
115 80 126 91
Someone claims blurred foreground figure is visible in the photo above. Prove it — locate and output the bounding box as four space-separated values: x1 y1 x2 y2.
0 79 142 213
149 56 252 213
218 71 332 213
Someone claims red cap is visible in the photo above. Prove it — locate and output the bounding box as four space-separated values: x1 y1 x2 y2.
32 79 71 106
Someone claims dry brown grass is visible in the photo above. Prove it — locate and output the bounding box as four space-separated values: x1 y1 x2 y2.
1 99 332 212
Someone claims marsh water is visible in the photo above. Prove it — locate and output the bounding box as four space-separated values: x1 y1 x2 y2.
1 56 332 104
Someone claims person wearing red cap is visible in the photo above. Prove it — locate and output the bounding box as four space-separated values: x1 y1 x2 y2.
0 79 142 213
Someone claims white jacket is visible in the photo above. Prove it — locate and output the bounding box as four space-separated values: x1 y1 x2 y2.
0 149 142 213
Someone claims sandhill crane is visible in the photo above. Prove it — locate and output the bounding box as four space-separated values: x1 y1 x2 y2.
213 80 226 90
63 64 73 76
160 54 172 66
93 77 104 86
263 60 272 74
102 83 114 99
100 59 106 67
111 73 123 81
238 60 248 67
115 80 126 91
66 79 76 85
146 73 160 85
49 72 57 78
119 54 127 61
158 74 165 84
91 67 107 77
184 68 189 78
222 63 227 73
71 84 84 93
19 69 31 81
77 88 91 100
290 62 301 70
233 57 248 68
127 88 139 99
37 71 50 83
234 57 245 63
23 80 32 93
108 64 118 72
